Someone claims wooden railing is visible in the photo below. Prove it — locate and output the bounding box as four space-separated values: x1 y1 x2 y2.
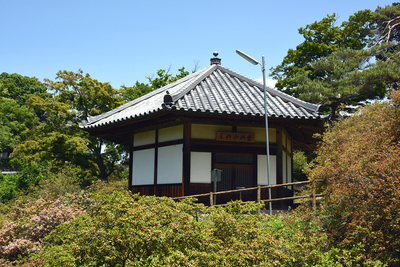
172 180 324 212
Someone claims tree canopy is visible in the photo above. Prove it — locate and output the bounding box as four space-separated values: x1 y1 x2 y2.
0 73 50 106
122 67 189 101
293 44 399 120
9 67 190 183
11 69 126 183
0 98 39 154
271 4 400 120
270 10 375 95
0 73 50 171
0 73 50 154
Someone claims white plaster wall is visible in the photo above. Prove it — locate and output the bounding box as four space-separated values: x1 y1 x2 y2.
134 130 156 147
157 144 183 184
132 148 155 185
158 125 184 143
190 152 212 183
191 124 231 139
257 155 277 185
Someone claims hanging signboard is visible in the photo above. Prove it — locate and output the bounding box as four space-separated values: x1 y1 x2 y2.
216 132 255 143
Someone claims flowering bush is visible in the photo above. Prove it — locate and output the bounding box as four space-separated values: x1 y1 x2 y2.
0 194 84 262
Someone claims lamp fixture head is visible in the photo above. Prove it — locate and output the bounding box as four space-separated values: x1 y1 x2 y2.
236 50 259 65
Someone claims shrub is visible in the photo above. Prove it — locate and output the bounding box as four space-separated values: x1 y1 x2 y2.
0 194 85 263
307 90 400 266
42 192 210 266
39 192 384 266
0 160 49 203
0 173 18 203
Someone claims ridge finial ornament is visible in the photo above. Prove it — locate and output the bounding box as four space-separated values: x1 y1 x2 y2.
210 51 221 65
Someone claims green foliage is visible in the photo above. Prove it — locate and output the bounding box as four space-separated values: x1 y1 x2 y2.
271 4 400 120
0 98 39 153
373 4 400 91
0 72 50 106
13 160 48 191
11 69 126 182
373 4 400 47
0 180 386 266
293 45 399 120
0 80 43 170
122 67 189 102
37 163 94 195
307 89 400 266
0 160 48 203
271 10 375 94
0 173 18 203
221 200 263 215
23 192 381 266
293 151 309 181
42 192 210 266
10 67 189 183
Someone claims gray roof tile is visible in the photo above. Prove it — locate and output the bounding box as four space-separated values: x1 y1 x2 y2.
82 64 323 130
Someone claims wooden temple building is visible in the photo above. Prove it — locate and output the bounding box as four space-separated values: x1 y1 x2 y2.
82 52 325 206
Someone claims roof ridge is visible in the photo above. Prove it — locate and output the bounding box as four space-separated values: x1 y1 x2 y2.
170 64 217 103
216 65 322 113
86 65 213 125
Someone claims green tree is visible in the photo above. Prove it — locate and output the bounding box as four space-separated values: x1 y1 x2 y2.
11 70 126 183
0 98 39 155
0 72 50 106
10 67 190 183
307 89 400 265
272 4 400 120
122 67 189 101
293 45 399 120
373 3 400 48
270 10 375 95
372 3 400 90
0 73 51 170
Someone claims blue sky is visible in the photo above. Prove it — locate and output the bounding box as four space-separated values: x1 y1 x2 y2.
1 0 393 89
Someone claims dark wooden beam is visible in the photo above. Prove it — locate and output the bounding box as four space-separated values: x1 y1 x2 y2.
183 122 191 196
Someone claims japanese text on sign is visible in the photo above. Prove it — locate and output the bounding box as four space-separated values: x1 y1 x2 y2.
216 132 255 143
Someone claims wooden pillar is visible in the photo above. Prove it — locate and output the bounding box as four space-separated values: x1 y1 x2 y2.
183 122 191 196
153 129 158 196
128 129 134 192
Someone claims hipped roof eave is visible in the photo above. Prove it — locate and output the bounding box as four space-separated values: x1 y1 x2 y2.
82 64 325 132
83 105 327 133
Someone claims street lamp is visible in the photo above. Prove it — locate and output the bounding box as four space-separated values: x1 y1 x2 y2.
236 50 272 215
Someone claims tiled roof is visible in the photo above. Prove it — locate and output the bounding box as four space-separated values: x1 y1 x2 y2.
82 64 323 130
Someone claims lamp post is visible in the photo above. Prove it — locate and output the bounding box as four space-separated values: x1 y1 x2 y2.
236 50 272 215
